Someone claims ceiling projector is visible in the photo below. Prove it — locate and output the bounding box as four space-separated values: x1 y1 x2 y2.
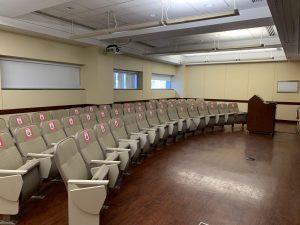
105 44 121 54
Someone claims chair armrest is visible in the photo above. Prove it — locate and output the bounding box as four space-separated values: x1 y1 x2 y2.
106 147 131 152
43 147 55 154
68 179 109 186
18 159 39 171
131 132 148 136
119 139 139 143
0 169 27 175
0 175 23 202
27 153 54 158
90 160 121 165
141 128 156 131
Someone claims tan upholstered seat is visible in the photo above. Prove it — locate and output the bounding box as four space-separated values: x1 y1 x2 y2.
167 102 188 133
99 104 111 112
84 106 98 113
0 118 10 134
41 120 67 147
145 110 169 141
196 101 216 127
187 104 206 131
207 102 226 126
95 109 111 123
110 107 123 119
75 129 120 188
218 103 235 126
0 132 40 223
51 109 69 121
68 107 84 116
135 112 160 145
8 114 32 134
177 105 197 132
228 102 247 125
157 108 178 137
80 113 97 129
31 111 52 128
54 137 109 225
61 116 83 137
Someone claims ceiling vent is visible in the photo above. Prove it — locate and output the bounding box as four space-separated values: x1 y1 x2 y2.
266 26 276 36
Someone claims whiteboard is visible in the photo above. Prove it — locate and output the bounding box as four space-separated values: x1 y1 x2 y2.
0 58 81 89
277 81 299 93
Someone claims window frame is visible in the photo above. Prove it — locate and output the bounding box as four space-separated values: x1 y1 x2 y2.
151 73 173 90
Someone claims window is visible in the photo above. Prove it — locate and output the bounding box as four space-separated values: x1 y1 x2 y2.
0 58 81 89
151 74 172 89
113 70 142 89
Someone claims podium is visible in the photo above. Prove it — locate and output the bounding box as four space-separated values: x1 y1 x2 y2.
247 95 277 135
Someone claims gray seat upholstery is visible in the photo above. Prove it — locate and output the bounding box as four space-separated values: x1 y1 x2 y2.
111 108 123 119
62 116 83 137
0 132 40 223
99 105 111 112
31 111 52 128
177 105 197 132
95 109 111 123
123 103 135 109
68 107 84 116
0 118 10 134
51 109 69 121
145 110 169 140
84 106 98 113
135 112 160 145
146 102 157 110
94 122 130 171
109 118 141 161
187 104 206 131
218 103 235 126
112 104 123 109
80 113 97 130
41 120 67 147
228 102 247 125
167 103 187 133
197 101 216 127
135 105 146 112
14 125 58 179
135 102 145 108
75 129 120 188
123 106 135 115
123 114 151 153
207 102 226 126
54 137 109 225
187 99 196 105
8 114 32 134
157 108 178 137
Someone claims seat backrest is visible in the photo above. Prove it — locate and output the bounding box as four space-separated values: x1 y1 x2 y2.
177 105 190 118
51 109 69 121
145 110 161 126
62 116 83 137
195 98 205 104
157 101 166 109
218 103 229 114
123 106 135 115
123 114 140 134
15 125 48 156
123 103 135 109
75 129 105 165
94 122 117 149
0 118 10 134
111 107 123 118
146 102 156 110
167 101 176 108
228 102 239 113
96 109 111 123
187 99 196 105
112 103 123 109
135 112 150 129
197 101 210 116
157 108 170 122
167 106 180 120
188 104 200 117
0 132 24 170
207 102 219 114
109 118 128 140
8 114 32 134
84 106 98 113
31 111 52 128
99 104 111 112
54 137 90 184
135 105 146 113
80 113 97 130
135 102 145 107
68 107 84 116
41 120 67 146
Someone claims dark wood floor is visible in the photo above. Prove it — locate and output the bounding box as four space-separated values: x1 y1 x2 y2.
17 124 300 225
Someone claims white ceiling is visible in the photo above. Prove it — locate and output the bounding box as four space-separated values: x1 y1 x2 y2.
0 0 293 64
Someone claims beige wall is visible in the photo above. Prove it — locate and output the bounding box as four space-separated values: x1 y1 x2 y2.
113 54 176 102
0 29 177 110
185 61 300 121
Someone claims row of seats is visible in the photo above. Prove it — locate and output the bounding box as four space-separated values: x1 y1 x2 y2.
0 98 247 225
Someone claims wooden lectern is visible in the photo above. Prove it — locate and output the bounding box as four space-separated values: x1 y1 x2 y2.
247 95 277 135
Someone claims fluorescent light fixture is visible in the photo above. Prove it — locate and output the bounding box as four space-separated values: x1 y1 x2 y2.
184 47 280 57
186 57 275 65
